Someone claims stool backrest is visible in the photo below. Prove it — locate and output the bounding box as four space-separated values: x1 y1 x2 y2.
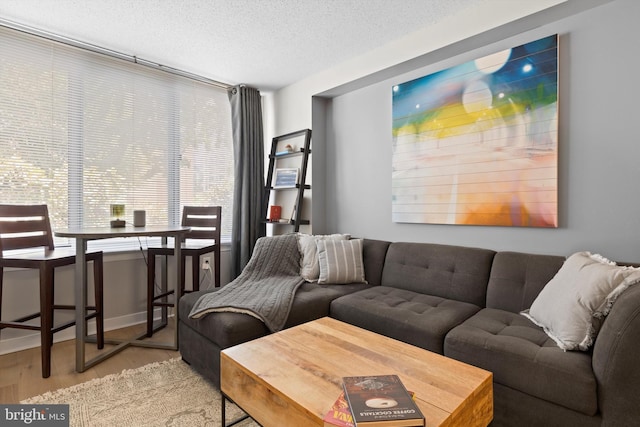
0 204 55 253
180 206 221 244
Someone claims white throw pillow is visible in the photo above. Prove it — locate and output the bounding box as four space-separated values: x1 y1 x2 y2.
521 251 640 351
317 239 367 285
298 233 349 282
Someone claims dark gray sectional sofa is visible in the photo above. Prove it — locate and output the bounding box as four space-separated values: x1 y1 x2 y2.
178 238 640 426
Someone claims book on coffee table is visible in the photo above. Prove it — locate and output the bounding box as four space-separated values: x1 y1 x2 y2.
324 389 418 427
323 391 355 427
342 375 424 427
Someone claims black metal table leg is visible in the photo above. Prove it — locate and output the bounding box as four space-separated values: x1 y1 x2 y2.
221 393 252 427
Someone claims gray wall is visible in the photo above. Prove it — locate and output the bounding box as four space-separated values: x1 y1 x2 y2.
322 0 640 262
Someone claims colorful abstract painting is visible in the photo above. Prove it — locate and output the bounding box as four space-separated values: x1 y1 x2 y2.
392 35 558 227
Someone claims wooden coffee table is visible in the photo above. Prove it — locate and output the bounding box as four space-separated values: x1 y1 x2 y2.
221 317 492 427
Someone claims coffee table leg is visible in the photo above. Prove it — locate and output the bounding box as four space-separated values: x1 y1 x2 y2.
221 393 252 427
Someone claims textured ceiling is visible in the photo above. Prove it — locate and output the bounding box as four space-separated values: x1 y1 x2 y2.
0 0 489 90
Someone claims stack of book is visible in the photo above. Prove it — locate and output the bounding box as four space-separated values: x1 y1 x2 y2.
324 375 424 427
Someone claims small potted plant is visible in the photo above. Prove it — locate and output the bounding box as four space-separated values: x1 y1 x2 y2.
110 204 126 228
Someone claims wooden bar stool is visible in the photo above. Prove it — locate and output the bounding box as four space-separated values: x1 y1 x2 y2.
0 204 104 378
146 206 221 336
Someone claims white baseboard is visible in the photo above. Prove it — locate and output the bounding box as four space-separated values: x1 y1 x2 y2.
0 309 174 356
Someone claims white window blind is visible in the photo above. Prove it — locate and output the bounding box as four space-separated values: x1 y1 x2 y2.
0 26 233 250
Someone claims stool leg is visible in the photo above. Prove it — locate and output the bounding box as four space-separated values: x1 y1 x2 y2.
146 251 156 337
180 253 187 294
40 266 54 378
0 266 4 339
191 254 199 292
214 247 221 288
93 256 104 349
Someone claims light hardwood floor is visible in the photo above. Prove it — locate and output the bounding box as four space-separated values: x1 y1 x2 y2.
0 323 179 404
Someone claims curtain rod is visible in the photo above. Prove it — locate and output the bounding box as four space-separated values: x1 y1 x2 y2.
0 17 232 90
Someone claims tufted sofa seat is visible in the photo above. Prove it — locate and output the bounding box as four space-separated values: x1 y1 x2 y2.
331 287 480 354
445 308 597 417
330 242 495 354
444 251 598 422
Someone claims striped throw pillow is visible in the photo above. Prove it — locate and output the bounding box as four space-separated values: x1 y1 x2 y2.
317 239 367 284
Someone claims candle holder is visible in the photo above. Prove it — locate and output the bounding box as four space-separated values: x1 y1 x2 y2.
110 204 126 228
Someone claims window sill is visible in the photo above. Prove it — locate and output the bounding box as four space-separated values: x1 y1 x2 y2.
2 242 230 271
100 241 230 263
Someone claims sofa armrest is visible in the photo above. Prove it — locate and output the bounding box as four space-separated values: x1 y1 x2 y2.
592 284 640 426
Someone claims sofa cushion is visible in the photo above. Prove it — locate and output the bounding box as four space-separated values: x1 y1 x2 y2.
486 251 565 313
360 239 392 286
179 290 269 349
330 286 480 354
444 308 598 416
522 251 640 351
284 282 371 327
179 282 370 348
299 233 349 282
381 242 495 307
317 238 366 284
492 383 602 427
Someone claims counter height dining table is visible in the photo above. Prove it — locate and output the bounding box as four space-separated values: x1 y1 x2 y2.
54 225 191 373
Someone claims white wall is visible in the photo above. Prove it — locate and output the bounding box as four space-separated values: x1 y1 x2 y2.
273 0 640 261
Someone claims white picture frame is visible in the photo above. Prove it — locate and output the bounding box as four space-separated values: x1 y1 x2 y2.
273 168 299 188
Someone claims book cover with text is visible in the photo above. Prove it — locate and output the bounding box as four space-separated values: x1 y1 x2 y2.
342 375 424 427
323 391 354 427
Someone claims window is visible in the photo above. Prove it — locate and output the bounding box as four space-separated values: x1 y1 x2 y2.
0 26 233 250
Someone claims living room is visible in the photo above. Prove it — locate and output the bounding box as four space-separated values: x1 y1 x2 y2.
1 0 638 426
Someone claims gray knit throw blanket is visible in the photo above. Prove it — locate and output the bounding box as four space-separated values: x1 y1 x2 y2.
188 233 304 332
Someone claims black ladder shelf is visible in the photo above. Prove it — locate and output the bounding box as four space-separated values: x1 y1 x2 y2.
264 129 312 232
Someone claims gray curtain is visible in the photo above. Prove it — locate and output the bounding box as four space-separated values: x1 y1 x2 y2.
228 85 266 279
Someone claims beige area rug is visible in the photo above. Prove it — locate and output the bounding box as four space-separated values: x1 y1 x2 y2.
21 358 259 427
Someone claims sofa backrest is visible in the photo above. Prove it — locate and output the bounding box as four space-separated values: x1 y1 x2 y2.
592 284 640 423
361 239 392 286
380 242 496 307
486 251 565 313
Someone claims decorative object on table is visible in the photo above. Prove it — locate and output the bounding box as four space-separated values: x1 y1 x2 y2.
275 144 295 156
110 204 126 227
133 210 146 227
273 168 299 188
392 34 558 228
269 205 282 222
342 375 424 426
